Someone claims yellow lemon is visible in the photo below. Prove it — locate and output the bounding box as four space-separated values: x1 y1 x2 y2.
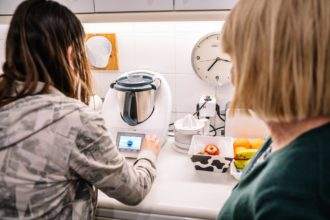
235 147 258 160
234 159 251 170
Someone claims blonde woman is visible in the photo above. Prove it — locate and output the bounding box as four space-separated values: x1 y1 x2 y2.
219 0 330 219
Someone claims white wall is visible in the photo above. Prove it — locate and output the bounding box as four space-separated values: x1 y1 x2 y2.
0 21 234 123
84 21 234 123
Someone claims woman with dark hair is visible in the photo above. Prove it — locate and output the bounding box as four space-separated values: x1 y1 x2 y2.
0 0 160 219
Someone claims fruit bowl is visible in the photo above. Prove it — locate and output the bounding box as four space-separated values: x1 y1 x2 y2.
188 135 234 173
230 138 265 179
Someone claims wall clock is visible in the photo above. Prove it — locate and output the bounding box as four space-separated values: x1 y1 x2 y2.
191 32 231 86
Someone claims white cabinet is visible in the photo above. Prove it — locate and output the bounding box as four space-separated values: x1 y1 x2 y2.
54 0 94 13
94 0 173 12
174 0 237 10
0 0 235 16
0 0 24 15
0 0 94 15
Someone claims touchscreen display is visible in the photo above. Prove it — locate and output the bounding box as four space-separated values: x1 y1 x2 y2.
117 133 144 151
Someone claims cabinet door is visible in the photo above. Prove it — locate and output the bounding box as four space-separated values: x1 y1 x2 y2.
174 0 237 10
55 0 94 13
94 0 173 12
0 0 24 15
0 0 94 15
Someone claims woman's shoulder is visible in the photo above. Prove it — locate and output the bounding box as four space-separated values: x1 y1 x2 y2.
15 93 103 130
2 92 85 110
37 93 103 125
254 125 330 205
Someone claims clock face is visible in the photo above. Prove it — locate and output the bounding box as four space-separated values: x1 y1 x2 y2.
191 33 231 86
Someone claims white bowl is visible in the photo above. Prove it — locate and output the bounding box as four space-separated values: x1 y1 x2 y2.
188 135 234 173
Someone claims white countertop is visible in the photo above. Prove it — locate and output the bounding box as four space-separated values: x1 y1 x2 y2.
97 138 237 220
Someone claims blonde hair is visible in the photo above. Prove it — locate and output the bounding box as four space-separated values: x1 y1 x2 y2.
222 0 330 122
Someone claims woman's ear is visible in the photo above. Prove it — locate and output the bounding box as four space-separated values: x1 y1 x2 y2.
67 46 74 70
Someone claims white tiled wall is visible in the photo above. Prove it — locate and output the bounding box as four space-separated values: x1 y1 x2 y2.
83 21 234 122
0 21 234 123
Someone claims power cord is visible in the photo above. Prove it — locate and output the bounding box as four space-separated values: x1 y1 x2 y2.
216 104 226 122
168 100 228 136
194 100 208 118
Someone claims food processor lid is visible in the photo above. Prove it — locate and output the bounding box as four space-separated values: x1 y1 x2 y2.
113 73 155 92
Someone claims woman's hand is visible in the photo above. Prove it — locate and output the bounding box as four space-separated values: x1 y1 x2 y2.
142 135 161 156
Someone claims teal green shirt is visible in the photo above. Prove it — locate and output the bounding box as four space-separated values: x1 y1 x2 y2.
218 123 330 220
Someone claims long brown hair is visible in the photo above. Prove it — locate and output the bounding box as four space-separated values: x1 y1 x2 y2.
0 0 92 107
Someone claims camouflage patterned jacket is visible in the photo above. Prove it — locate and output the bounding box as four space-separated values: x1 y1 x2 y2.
0 88 157 220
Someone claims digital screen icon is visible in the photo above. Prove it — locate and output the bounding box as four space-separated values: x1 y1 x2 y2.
118 135 143 151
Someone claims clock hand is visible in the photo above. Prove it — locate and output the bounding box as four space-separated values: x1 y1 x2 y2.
219 58 230 63
207 57 220 71
198 57 231 63
198 58 217 62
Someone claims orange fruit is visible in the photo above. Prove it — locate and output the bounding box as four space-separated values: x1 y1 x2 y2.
249 138 264 149
234 138 251 148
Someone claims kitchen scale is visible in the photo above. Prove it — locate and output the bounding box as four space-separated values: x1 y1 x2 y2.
102 70 172 158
